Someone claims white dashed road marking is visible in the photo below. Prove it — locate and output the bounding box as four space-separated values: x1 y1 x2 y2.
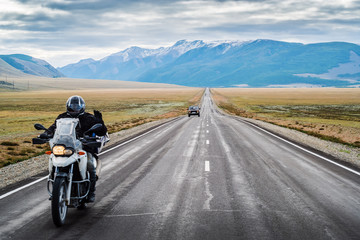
205 161 210 172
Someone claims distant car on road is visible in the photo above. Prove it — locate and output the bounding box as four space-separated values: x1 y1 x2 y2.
188 105 200 117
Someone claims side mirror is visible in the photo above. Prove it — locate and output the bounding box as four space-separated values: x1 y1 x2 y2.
84 123 103 136
34 123 48 131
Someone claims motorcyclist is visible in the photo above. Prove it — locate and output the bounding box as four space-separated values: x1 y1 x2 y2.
41 95 107 203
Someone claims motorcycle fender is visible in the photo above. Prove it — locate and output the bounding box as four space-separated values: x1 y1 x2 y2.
53 155 77 167
56 172 68 178
78 153 87 180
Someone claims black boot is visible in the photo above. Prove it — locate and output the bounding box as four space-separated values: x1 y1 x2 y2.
88 191 95 203
87 169 96 203
87 180 96 202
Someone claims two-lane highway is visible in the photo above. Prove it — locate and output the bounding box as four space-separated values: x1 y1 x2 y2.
1 89 360 239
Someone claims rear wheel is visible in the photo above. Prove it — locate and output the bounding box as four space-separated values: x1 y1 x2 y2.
198 113 200 117
52 177 68 227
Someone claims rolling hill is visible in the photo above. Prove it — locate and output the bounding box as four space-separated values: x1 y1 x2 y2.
0 54 64 78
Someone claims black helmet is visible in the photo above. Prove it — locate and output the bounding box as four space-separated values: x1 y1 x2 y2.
66 95 85 117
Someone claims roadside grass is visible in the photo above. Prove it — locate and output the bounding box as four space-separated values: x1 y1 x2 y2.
0 88 203 167
211 88 360 148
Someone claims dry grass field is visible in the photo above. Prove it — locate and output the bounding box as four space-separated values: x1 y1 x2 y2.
212 88 360 148
0 88 203 167
0 75 186 91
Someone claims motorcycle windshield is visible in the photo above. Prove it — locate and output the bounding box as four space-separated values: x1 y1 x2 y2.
50 118 80 149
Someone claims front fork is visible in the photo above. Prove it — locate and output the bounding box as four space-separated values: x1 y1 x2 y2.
65 165 73 204
47 164 74 204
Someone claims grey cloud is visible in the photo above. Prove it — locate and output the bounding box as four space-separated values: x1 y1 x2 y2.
241 0 270 1
14 0 42 3
328 18 360 26
0 13 77 32
0 24 57 32
45 0 125 11
44 0 185 11
312 4 360 16
1 12 53 22
13 0 153 13
197 20 329 35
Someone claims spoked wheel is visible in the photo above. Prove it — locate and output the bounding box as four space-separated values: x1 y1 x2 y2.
52 177 68 227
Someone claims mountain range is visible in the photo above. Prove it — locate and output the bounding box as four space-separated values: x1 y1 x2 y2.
59 39 360 87
1 40 360 87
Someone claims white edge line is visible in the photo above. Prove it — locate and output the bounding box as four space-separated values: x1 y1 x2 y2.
0 176 47 200
242 119 360 177
0 119 176 200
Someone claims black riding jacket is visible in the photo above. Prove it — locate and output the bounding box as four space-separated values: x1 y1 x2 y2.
47 112 107 138
46 112 107 155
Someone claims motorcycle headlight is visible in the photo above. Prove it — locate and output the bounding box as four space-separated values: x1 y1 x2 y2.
64 149 74 155
52 145 74 156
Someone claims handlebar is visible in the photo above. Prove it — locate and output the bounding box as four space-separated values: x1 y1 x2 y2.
32 136 102 148
80 136 102 149
32 138 49 144
81 136 99 141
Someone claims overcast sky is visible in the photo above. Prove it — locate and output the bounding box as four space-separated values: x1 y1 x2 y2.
1 0 359 67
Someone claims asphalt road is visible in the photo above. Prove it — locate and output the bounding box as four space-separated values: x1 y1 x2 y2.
1 89 360 240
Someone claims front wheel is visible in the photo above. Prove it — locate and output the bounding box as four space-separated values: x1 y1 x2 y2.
52 177 68 227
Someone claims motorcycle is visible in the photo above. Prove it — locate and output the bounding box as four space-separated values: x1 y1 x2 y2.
32 118 109 227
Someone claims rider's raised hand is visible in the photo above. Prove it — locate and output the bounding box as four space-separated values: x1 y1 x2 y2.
94 110 102 120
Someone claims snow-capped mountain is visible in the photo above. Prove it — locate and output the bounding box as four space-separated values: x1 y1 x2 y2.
60 40 214 80
59 40 360 87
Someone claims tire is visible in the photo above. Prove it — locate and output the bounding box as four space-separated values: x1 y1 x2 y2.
198 114 200 117
188 115 190 117
52 177 68 227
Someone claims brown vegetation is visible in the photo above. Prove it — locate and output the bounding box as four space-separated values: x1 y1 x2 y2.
212 88 360 147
